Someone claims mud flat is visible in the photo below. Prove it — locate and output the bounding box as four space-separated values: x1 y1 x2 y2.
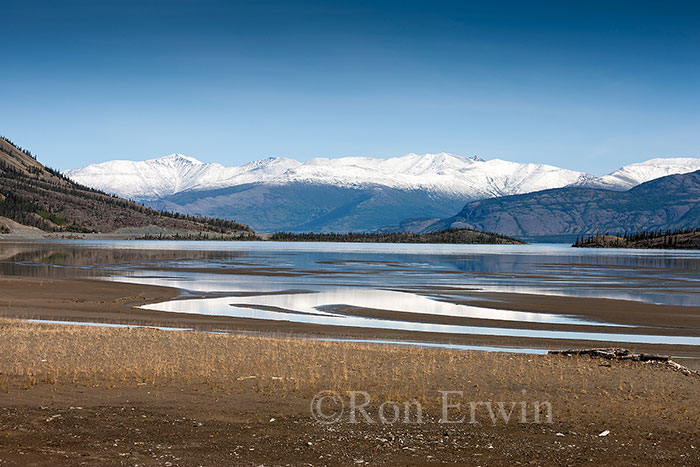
4 276 700 360
5 276 700 360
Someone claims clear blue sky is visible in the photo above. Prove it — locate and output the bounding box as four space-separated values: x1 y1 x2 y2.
2 0 699 174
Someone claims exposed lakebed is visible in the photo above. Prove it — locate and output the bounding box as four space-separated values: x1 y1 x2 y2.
3 240 700 355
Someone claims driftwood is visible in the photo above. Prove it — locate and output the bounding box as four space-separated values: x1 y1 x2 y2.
639 353 670 362
549 348 695 376
550 348 634 358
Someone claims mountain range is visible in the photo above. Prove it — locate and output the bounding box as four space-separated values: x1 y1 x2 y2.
65 153 700 233
422 170 700 242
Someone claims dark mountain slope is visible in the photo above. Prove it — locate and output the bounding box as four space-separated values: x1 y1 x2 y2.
0 137 253 235
152 183 467 233
425 170 700 241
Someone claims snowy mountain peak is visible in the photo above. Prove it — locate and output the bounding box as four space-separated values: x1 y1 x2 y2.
403 152 456 158
401 152 465 163
241 156 300 169
65 151 590 201
65 151 700 207
587 157 700 190
153 154 203 165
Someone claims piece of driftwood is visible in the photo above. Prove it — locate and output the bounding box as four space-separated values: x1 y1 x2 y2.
548 348 697 377
638 353 670 362
550 348 632 357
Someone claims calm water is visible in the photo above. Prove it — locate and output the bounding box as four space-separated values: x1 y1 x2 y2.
3 240 700 349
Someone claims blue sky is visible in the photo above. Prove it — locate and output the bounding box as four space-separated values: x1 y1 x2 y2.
2 0 699 174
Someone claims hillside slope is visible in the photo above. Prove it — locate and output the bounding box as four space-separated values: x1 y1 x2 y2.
150 182 472 232
0 137 253 236
424 170 700 241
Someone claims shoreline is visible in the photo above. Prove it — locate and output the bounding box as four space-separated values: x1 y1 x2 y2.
1 225 525 245
3 275 700 360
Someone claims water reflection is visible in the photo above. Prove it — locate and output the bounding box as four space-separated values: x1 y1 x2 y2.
0 242 251 277
140 297 700 347
118 279 590 325
3 240 700 307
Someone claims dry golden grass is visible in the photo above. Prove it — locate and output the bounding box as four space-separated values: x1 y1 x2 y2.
1 318 698 428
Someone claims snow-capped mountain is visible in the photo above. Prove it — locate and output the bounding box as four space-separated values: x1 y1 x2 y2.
64 154 302 200
65 152 589 201
589 158 700 190
64 153 700 233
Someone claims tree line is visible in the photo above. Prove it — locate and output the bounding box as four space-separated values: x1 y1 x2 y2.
269 229 521 244
574 227 700 247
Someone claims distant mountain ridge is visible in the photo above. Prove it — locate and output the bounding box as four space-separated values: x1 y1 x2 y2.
422 170 700 242
65 154 301 200
65 152 700 233
580 158 700 190
66 152 592 201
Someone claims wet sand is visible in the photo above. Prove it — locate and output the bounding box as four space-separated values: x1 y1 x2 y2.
3 275 700 359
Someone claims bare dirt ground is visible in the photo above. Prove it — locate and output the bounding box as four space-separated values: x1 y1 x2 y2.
2 395 699 466
0 317 699 466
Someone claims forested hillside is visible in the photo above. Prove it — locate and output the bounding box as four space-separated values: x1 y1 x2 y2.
0 137 253 235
